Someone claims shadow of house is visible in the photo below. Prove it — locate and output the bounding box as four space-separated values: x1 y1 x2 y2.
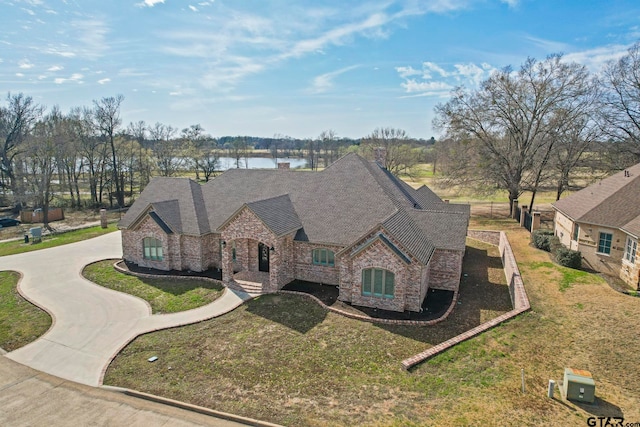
244 293 328 334
377 244 513 343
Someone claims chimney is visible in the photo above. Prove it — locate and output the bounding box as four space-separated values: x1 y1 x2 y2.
277 162 290 170
374 147 386 166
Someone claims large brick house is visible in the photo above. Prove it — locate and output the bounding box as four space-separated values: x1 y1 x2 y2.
118 153 470 312
552 162 640 290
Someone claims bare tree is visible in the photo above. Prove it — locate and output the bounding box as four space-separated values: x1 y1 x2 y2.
149 122 180 176
93 95 125 207
0 93 44 207
181 124 205 180
128 120 152 190
434 55 594 212
24 107 63 228
361 127 418 176
600 42 640 166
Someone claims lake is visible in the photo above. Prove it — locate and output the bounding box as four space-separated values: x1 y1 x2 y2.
218 157 307 169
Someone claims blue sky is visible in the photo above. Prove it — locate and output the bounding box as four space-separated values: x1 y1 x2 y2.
1 0 639 139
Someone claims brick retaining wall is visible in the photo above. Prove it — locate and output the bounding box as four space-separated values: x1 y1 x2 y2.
401 230 530 370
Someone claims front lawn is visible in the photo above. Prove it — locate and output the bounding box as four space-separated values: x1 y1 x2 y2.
104 238 517 426
0 224 118 257
0 271 52 351
83 260 224 314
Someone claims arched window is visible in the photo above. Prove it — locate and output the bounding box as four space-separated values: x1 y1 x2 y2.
312 248 335 266
143 237 163 261
361 268 395 298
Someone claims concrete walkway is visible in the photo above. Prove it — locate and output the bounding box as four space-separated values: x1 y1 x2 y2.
0 356 245 426
0 231 251 387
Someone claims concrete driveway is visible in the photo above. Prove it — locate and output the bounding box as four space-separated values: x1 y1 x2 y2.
0 231 250 387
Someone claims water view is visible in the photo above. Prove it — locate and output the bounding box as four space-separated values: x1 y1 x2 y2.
217 157 307 170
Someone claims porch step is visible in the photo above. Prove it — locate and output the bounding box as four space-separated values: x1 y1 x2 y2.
232 279 264 295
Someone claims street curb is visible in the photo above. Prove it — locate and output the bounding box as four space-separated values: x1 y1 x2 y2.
103 386 283 427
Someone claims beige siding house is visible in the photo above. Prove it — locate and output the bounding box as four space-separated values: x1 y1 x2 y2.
552 162 640 290
119 153 470 312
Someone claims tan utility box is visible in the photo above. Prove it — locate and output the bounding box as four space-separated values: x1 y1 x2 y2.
563 368 595 403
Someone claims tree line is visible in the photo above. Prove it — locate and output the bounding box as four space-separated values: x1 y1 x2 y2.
433 42 640 212
0 91 431 224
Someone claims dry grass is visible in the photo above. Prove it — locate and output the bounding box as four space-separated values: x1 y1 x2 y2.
104 238 512 426
104 216 640 426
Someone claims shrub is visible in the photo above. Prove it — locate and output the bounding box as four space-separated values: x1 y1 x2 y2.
556 247 582 269
531 229 554 252
549 236 563 254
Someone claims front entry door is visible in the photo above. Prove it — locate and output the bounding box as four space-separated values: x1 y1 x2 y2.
258 242 270 272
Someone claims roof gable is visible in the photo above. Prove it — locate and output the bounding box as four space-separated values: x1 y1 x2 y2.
553 162 640 235
246 194 302 236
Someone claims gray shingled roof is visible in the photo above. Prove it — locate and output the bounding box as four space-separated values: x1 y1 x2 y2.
119 177 210 235
552 162 640 238
120 153 471 263
246 194 303 236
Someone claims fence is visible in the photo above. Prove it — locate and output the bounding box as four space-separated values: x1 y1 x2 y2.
20 208 65 224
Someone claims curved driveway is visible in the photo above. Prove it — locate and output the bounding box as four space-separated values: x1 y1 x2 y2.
0 231 250 386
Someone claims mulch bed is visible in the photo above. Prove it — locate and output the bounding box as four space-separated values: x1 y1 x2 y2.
117 260 222 280
281 280 454 321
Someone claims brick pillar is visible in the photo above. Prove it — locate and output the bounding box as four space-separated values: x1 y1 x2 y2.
532 212 541 231
221 239 232 286
512 199 519 219
277 162 290 169
520 206 528 227
100 209 108 229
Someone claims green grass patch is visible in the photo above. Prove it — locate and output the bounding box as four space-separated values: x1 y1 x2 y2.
0 224 118 257
522 261 599 291
0 271 52 351
82 261 224 313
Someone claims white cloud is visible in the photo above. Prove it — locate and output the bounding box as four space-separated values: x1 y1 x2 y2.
98 78 111 84
45 47 76 58
54 73 84 84
523 35 570 53
563 44 631 72
136 0 165 7
188 5 198 12
454 62 488 85
395 66 421 78
500 0 519 7
422 61 449 79
309 65 359 94
396 60 497 97
16 73 25 77
71 19 109 59
401 80 452 93
18 59 34 69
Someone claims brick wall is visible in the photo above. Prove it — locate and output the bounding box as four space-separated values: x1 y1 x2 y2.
293 242 342 285
620 257 640 290
467 229 500 246
428 249 463 291
202 233 220 270
221 207 281 291
577 225 626 276
121 215 172 271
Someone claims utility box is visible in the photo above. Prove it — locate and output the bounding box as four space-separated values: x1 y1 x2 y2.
30 227 42 243
563 368 595 403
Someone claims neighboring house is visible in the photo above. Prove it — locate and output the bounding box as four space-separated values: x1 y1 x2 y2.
552 162 640 290
118 153 470 312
